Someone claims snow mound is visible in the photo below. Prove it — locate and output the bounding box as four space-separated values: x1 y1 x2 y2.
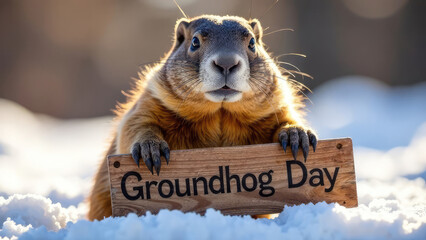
0 194 86 240
0 218 32 240
1 196 424 240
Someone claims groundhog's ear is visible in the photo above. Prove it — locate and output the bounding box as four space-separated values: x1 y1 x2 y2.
249 19 263 41
174 18 190 49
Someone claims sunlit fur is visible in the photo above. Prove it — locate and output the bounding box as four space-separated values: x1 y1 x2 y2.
88 15 312 221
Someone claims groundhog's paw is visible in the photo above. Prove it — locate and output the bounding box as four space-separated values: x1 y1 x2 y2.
278 127 317 162
131 139 170 176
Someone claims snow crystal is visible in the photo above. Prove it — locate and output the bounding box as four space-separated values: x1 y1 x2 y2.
0 194 83 231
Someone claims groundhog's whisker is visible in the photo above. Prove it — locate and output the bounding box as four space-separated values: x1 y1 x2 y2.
173 0 189 19
248 0 254 20
285 70 313 79
248 81 280 125
276 67 313 81
259 0 280 20
254 72 313 106
273 73 313 93
260 59 305 80
138 58 198 68
252 68 313 101
288 80 313 94
275 61 303 73
274 53 307 58
174 75 201 91
263 28 294 37
176 81 202 111
283 78 313 104
175 75 199 85
289 82 313 104
175 76 200 93
251 60 297 79
273 61 306 82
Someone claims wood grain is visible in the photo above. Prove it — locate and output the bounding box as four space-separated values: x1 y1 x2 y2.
108 138 357 217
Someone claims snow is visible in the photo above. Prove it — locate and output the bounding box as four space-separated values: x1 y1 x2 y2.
0 194 83 232
307 76 426 150
0 76 425 239
353 122 426 181
2 189 425 240
0 99 112 206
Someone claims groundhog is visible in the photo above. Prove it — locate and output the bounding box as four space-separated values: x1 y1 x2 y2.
88 15 317 221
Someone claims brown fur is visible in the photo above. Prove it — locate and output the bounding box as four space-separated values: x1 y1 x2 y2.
88 15 313 220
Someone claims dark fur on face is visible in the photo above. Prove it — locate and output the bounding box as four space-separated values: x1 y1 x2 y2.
154 15 282 114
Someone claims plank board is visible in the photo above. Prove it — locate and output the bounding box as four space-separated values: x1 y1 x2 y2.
108 138 357 217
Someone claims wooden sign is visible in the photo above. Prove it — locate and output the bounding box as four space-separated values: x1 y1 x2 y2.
108 138 357 217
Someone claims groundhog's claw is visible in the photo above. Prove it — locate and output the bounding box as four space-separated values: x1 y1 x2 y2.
131 140 170 176
307 130 317 152
160 141 170 165
279 130 288 153
131 145 141 167
289 128 300 161
278 127 317 162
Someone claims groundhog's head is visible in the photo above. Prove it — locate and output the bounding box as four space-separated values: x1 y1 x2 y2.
153 15 293 118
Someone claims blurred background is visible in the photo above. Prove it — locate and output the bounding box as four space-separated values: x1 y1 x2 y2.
1 0 424 118
0 0 425 210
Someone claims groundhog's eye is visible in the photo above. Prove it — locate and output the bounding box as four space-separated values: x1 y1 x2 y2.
248 37 255 52
191 37 200 51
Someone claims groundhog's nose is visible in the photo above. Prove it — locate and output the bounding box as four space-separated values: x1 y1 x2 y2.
212 54 241 76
